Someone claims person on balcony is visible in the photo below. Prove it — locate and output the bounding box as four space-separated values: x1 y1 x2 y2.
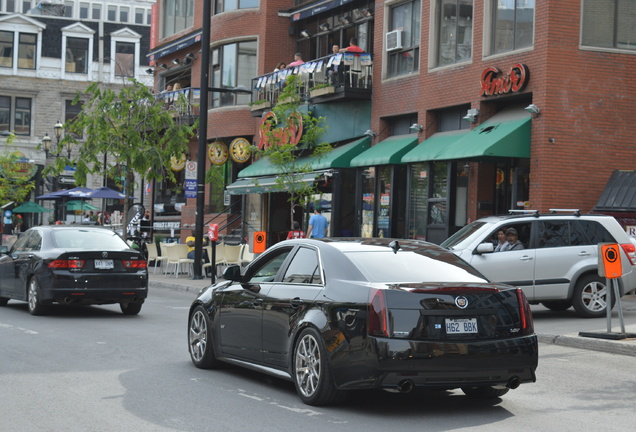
340 37 364 53
288 53 305 68
327 45 342 86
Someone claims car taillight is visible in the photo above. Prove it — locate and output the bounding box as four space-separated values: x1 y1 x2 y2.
620 243 636 266
367 288 389 338
516 288 534 336
123 260 148 269
48 260 86 269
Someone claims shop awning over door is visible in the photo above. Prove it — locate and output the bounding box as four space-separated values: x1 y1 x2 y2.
349 134 419 167
594 170 636 212
237 136 371 178
227 172 318 195
401 131 469 163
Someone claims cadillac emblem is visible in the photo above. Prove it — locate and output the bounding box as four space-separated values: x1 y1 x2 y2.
455 296 469 309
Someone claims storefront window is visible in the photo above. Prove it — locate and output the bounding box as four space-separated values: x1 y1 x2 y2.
377 166 391 237
361 167 375 237
409 163 429 239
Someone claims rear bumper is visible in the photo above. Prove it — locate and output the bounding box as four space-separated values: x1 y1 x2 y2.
332 335 538 391
41 272 148 305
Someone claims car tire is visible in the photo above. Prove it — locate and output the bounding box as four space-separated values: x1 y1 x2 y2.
27 277 48 316
188 305 221 369
120 302 143 315
572 274 615 318
292 327 343 406
0 297 9 306
541 300 571 311
461 386 510 399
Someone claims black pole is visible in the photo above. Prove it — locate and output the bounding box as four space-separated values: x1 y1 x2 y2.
210 240 216 284
193 1 211 279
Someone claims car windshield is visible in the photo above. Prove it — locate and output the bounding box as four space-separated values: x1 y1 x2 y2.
440 221 487 250
344 250 488 283
51 229 130 250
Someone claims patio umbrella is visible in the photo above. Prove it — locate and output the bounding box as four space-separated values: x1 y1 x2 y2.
36 186 94 200
87 187 127 199
13 201 50 213
66 200 99 212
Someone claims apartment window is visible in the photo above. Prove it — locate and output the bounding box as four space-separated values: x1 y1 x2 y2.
210 40 257 107
6 0 15 13
491 0 534 55
92 4 102 20
65 100 83 139
115 42 135 77
66 37 89 74
108 5 117 21
18 33 36 69
0 31 12 68
0 96 32 136
582 0 636 51
387 0 421 78
64 1 74 17
163 0 194 37
135 8 145 24
215 0 259 14
438 0 473 66
80 2 89 19
120 6 129 23
22 1 32 14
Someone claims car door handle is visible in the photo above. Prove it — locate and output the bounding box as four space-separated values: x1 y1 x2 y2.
290 298 303 308
252 298 263 306
578 251 591 256
519 255 533 261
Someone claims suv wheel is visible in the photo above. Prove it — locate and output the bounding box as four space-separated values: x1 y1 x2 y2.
572 274 615 318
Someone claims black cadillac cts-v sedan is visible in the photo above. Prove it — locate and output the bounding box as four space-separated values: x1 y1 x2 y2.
188 238 538 406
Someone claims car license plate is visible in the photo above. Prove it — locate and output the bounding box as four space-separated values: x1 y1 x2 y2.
94 259 114 270
445 318 478 334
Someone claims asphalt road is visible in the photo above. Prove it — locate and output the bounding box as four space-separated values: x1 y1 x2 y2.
1 289 635 432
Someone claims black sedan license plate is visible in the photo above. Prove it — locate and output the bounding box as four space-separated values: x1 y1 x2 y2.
95 259 114 270
445 318 478 334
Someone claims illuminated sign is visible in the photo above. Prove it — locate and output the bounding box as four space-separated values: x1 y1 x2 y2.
480 64 529 97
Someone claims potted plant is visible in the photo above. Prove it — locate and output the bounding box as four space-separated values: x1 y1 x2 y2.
310 83 335 97
249 99 271 111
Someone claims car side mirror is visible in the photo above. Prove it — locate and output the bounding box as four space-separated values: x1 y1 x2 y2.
222 265 242 282
474 242 494 255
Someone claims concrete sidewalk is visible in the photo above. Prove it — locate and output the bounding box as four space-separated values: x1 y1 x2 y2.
148 272 636 357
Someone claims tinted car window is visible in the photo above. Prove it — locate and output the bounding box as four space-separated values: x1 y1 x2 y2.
282 247 322 284
538 221 570 248
11 232 31 253
576 220 615 244
345 250 488 283
248 249 292 283
25 231 42 251
51 229 129 250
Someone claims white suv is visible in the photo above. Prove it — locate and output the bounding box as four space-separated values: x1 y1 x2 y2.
441 210 636 318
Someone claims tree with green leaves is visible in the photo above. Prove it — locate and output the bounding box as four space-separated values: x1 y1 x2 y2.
50 79 197 239
256 74 332 230
1 132 36 208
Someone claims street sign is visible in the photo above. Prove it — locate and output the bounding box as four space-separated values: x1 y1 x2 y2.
254 231 266 253
598 243 622 279
208 223 218 241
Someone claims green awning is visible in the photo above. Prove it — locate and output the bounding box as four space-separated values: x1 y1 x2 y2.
401 131 469 163
436 115 531 161
237 136 371 178
349 134 419 167
227 172 318 195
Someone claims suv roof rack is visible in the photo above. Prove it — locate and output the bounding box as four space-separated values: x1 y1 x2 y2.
508 209 540 218
549 208 581 216
506 209 582 218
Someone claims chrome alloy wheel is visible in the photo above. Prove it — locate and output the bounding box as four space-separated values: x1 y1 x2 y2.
28 279 39 312
295 333 321 398
189 309 208 362
581 279 607 313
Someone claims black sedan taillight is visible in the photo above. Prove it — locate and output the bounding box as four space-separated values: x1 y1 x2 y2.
48 259 86 269
367 289 389 337
516 288 534 336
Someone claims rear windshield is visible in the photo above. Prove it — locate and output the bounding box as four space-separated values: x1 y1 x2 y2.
344 250 488 283
52 229 130 250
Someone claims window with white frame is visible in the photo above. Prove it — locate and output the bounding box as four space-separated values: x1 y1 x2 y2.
582 0 636 51
92 3 102 19
135 8 145 24
387 0 421 78
0 15 44 71
491 0 534 55
437 0 473 67
64 1 74 17
214 0 259 14
163 0 194 38
108 5 117 21
115 42 135 77
0 95 32 136
210 40 256 107
120 6 129 23
0 30 12 68
80 2 89 19
65 37 89 73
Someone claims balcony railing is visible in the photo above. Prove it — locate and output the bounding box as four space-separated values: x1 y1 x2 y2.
155 88 200 124
250 52 373 113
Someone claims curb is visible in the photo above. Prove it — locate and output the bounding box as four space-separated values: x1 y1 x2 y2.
538 333 636 357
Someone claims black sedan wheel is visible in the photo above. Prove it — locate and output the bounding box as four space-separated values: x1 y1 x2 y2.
27 278 48 316
293 327 342 406
120 302 143 315
462 386 510 398
572 274 615 318
188 306 220 369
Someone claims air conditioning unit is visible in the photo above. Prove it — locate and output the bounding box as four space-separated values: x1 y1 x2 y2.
385 30 403 51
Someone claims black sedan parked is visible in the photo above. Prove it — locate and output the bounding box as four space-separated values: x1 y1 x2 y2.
188 238 538 406
0 226 148 315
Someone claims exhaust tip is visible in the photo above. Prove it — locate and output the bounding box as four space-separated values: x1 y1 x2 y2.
507 376 521 389
397 379 415 394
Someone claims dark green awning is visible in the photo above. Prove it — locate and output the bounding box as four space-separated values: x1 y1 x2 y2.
237 136 371 178
349 134 419 167
227 172 317 195
401 131 469 163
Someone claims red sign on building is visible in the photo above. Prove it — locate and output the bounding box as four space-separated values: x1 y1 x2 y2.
480 63 529 97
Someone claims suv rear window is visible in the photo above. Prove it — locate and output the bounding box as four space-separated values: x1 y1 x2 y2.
537 220 614 248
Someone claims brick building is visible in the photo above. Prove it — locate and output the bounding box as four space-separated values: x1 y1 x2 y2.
148 0 636 247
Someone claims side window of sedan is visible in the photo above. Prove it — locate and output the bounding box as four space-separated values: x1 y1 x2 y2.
248 249 293 283
282 247 322 285
11 232 32 252
25 231 42 251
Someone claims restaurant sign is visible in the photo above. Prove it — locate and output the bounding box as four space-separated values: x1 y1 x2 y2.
480 63 529 97
0 151 37 180
258 111 303 150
